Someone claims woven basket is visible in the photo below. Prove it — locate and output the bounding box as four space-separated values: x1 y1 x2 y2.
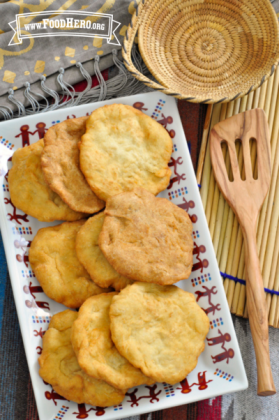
123 0 279 103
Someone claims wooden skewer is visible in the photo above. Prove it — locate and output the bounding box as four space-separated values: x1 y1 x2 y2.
208 103 234 238
258 78 268 109
268 67 279 129
272 221 279 327
262 158 279 289
264 72 275 118
200 137 211 209
210 103 228 252
196 104 213 185
268 236 279 326
268 220 279 326
216 100 237 262
264 168 279 323
236 266 246 316
256 88 279 260
200 104 222 209
231 239 245 313
205 103 223 222
258 98 279 268
274 257 279 326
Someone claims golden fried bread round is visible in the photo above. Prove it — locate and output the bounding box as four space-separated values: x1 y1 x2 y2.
29 220 110 308
9 139 85 222
72 293 153 390
76 212 133 291
99 188 193 285
41 117 105 213
39 310 126 406
79 104 172 201
110 282 210 385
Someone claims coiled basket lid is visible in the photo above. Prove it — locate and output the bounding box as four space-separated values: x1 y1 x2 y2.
123 0 279 103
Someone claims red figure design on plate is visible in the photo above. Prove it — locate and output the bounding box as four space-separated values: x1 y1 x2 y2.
193 242 206 259
32 122 47 139
189 213 198 223
168 156 183 175
177 197 195 212
45 389 68 405
133 102 148 111
203 302 221 316
195 285 221 315
167 172 186 189
157 114 173 128
177 377 192 393
177 198 198 222
15 125 33 147
16 253 29 266
191 257 209 273
23 282 43 299
34 327 45 338
211 348 235 364
25 299 50 310
4 198 29 225
191 371 213 390
195 285 217 305
177 371 212 393
207 329 231 347
166 128 175 138
73 404 99 418
4 170 9 183
36 346 42 355
126 384 161 407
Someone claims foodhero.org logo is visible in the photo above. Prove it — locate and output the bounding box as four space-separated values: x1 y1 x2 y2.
9 11 121 46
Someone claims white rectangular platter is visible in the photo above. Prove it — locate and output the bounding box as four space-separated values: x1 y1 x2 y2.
0 91 248 420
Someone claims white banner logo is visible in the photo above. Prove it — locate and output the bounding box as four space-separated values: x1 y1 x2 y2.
9 10 121 46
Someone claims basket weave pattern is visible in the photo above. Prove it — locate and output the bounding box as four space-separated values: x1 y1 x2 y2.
123 0 279 103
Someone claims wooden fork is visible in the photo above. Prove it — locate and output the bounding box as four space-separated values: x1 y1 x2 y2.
210 108 275 396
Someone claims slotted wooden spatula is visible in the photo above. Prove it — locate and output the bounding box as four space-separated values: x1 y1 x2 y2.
210 108 275 396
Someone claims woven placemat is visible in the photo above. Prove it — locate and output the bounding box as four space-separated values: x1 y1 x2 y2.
197 57 279 327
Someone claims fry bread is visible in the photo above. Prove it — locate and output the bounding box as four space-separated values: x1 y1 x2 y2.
41 117 104 213
29 220 110 308
71 293 153 390
39 310 126 406
9 139 85 222
76 212 133 290
79 104 172 201
110 282 210 385
99 188 193 285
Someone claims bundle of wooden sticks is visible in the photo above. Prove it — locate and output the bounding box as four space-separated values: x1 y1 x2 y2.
197 65 279 328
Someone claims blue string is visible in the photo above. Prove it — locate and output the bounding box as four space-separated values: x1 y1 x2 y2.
220 271 279 296
197 183 201 188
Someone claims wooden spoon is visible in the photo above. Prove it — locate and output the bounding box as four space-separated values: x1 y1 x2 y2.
210 108 275 396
